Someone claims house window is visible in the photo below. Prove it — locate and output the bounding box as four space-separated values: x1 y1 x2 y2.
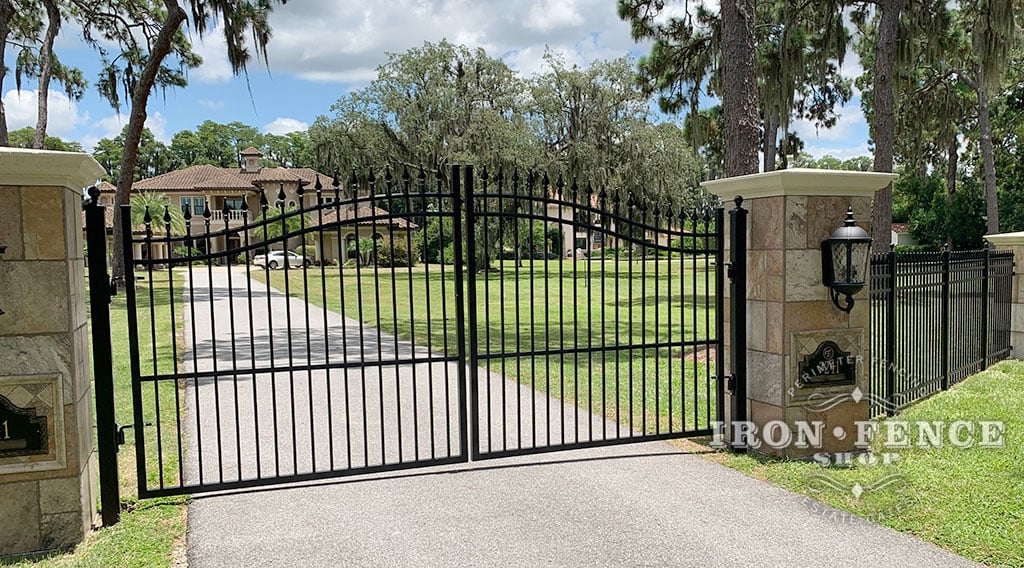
224 197 245 210
180 197 205 214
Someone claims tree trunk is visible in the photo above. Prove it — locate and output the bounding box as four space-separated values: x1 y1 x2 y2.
870 0 904 253
720 0 760 177
762 112 778 172
110 1 187 283
0 0 14 146
945 135 957 247
32 0 60 149
976 68 999 235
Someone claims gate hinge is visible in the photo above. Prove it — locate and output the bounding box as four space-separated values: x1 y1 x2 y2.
115 422 152 449
725 262 735 281
723 374 737 393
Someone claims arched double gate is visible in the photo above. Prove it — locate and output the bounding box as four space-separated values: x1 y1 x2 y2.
85 165 731 500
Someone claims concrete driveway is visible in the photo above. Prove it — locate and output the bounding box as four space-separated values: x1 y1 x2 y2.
182 267 977 568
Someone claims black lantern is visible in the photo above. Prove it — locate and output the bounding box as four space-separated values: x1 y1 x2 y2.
821 207 872 313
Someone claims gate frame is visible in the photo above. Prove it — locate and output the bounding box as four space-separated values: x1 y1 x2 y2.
89 164 734 513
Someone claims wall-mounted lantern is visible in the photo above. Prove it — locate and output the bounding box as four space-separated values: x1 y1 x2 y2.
821 207 872 313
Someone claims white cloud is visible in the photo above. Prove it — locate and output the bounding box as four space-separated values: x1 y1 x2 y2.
263 117 309 135
525 0 584 32
198 99 224 109
803 142 872 161
257 0 647 84
792 102 866 143
191 22 233 84
88 111 170 143
2 89 87 137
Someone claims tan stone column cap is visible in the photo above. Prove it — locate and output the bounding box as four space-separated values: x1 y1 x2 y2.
0 148 105 194
984 232 1024 246
702 168 898 202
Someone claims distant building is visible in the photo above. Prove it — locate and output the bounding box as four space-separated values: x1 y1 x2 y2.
90 148 415 264
891 223 918 247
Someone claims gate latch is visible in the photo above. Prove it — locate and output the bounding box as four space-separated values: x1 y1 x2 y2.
116 422 152 449
724 262 735 281
724 374 737 393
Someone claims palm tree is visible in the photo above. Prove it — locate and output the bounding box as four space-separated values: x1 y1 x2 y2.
130 191 186 235
250 206 311 249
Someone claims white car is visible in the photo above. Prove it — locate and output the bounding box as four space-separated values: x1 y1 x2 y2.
253 250 311 269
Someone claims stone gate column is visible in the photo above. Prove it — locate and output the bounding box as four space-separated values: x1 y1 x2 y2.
983 232 1024 359
704 169 896 458
0 148 105 555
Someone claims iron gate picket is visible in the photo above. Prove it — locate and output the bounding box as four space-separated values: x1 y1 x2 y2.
85 165 728 499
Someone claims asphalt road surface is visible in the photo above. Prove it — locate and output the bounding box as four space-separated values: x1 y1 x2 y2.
181 267 977 568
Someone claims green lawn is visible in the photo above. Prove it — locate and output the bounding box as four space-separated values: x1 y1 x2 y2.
703 359 1024 568
6 272 188 567
256 258 721 435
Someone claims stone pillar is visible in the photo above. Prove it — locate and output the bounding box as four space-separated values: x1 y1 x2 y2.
704 169 897 459
983 231 1024 358
0 148 105 555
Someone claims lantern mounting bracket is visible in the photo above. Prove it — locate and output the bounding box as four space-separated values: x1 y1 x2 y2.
830 286 855 314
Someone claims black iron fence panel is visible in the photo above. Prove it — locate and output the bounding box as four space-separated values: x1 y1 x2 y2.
869 247 1013 417
463 166 725 459
90 165 727 497
118 169 468 497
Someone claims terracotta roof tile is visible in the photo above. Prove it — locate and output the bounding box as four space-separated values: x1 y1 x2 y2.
253 168 302 183
290 168 337 187
81 207 115 230
314 205 418 230
194 172 258 190
134 164 226 192
239 147 263 156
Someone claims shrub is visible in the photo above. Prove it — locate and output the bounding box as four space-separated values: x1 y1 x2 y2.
423 218 453 263
376 235 419 267
588 247 614 259
172 245 212 265
294 244 316 259
671 236 718 252
442 243 457 265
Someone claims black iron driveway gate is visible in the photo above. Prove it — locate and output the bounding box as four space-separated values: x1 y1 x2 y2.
85 165 727 499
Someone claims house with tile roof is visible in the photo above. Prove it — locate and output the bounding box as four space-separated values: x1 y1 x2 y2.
891 223 918 247
121 148 415 264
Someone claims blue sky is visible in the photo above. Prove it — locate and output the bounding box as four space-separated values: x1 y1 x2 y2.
3 0 871 162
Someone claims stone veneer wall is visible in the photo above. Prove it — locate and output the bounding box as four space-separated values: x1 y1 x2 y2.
0 149 105 555
705 169 897 459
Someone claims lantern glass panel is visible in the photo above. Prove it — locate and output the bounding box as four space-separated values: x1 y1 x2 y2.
850 241 870 283
831 242 849 283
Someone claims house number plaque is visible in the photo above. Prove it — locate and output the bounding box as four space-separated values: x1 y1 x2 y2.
797 340 856 388
0 395 48 457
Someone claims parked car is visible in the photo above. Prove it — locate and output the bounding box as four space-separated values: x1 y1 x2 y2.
253 250 311 269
